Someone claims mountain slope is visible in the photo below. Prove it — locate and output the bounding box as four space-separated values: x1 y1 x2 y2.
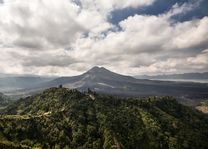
0 88 208 149
31 67 208 99
39 66 136 88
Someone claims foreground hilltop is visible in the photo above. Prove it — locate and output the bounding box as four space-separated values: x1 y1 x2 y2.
0 88 208 149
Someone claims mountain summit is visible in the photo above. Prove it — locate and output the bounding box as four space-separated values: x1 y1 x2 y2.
83 66 117 79
83 66 135 81
86 66 110 74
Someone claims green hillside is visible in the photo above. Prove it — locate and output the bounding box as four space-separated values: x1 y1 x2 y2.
0 87 208 149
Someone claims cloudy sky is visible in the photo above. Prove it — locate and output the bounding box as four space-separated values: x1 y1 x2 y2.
0 0 208 76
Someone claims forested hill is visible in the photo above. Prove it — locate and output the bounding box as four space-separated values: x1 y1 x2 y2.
0 87 208 149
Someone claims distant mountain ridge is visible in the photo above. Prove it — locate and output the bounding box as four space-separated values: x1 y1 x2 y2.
0 76 55 92
135 72 208 81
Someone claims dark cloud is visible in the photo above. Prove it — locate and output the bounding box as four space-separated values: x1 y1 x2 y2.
9 51 79 67
22 56 78 67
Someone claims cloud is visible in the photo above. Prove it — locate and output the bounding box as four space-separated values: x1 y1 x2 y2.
171 17 208 50
10 50 78 67
0 0 155 50
164 0 202 19
0 0 207 76
78 0 155 15
0 0 86 50
142 49 208 75
70 4 208 75
187 49 208 66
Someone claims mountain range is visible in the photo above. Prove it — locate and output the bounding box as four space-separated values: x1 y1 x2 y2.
1 67 207 102
135 72 208 83
24 67 208 100
0 76 54 92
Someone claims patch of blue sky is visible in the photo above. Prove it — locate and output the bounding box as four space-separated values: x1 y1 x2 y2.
109 0 208 24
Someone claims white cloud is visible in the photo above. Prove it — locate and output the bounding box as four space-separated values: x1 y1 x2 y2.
1 0 155 50
79 0 155 16
0 0 207 76
171 17 208 50
71 10 208 75
141 49 208 75
0 0 85 50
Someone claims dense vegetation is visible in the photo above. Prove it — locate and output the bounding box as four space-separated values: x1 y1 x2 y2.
0 87 208 149
0 93 11 107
